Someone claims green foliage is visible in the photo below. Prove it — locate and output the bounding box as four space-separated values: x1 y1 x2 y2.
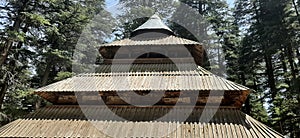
23 12 51 26
54 71 74 81
0 0 113 126
230 0 300 137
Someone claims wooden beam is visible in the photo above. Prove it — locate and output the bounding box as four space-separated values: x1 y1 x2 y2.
103 58 196 64
36 90 250 108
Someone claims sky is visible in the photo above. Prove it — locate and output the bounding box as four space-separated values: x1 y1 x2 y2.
105 0 236 10
227 0 235 7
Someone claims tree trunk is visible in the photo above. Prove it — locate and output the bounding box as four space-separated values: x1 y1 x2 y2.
41 63 51 86
241 73 251 114
198 1 203 14
295 48 300 68
244 96 251 113
264 54 277 99
0 41 13 66
35 98 42 110
292 0 300 23
254 0 277 100
286 44 297 80
36 61 52 109
0 81 8 110
280 50 294 93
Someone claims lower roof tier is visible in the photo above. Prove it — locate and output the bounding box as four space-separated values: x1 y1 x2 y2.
0 105 283 137
35 65 249 92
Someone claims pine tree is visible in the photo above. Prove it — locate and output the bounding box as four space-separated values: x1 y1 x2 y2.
231 0 300 136
0 0 114 123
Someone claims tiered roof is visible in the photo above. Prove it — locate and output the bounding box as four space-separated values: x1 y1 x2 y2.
0 14 283 137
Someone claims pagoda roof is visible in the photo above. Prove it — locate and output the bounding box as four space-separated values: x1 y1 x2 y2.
35 65 249 92
0 105 283 137
133 14 173 33
100 35 200 47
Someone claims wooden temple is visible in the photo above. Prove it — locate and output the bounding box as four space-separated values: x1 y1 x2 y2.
0 14 283 137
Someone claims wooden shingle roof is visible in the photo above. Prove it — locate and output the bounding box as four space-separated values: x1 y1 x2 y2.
0 106 283 138
35 65 249 92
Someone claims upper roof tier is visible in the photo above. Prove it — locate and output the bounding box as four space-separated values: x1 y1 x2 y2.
100 35 201 47
100 14 201 47
132 14 174 35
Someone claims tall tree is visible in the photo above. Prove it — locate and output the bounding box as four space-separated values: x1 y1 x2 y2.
0 0 114 122
177 0 232 76
31 0 113 108
0 0 51 108
231 0 300 136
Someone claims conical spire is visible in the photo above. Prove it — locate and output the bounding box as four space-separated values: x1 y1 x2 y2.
133 14 173 33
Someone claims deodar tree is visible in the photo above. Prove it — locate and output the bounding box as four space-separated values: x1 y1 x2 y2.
0 0 113 122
